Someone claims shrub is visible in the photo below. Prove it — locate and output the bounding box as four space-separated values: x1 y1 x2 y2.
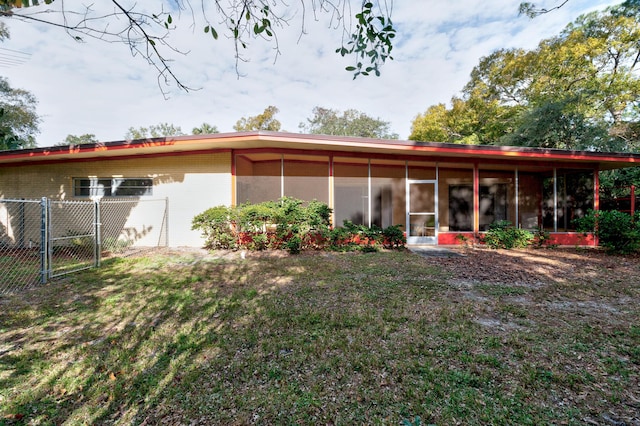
382 224 406 249
191 205 237 249
484 220 533 249
193 199 407 253
574 210 640 254
193 198 333 252
532 228 556 249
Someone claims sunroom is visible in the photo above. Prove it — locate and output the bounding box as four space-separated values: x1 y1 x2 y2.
233 140 622 246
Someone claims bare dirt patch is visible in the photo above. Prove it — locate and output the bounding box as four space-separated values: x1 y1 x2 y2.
425 246 640 288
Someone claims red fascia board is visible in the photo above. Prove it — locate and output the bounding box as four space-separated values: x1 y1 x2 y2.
1 132 639 167
0 147 233 167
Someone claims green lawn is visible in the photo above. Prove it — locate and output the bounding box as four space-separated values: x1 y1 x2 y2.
0 249 638 425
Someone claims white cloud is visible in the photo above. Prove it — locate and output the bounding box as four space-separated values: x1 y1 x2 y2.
0 0 619 145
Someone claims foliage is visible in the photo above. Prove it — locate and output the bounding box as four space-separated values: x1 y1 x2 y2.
300 106 398 139
0 77 40 150
125 123 184 140
338 0 395 78
599 167 640 199
233 106 281 132
0 1 396 94
55 133 99 146
409 94 511 144
191 122 219 135
382 224 406 249
329 220 406 252
574 209 640 253
498 100 609 150
192 199 405 253
191 205 237 250
410 3 640 152
192 198 331 252
532 228 557 249
483 221 534 249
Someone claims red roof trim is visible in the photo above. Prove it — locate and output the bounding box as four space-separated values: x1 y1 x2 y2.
1 131 638 166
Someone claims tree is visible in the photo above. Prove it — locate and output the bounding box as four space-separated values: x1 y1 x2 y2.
410 3 640 151
0 76 39 151
300 106 398 139
192 123 219 135
234 106 281 132
55 133 99 146
409 93 514 144
465 4 640 130
125 123 184 140
498 100 611 151
0 1 395 94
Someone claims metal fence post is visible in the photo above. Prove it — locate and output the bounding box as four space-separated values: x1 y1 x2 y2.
95 200 101 268
40 197 48 284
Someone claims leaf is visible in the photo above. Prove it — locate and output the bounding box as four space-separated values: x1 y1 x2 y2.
204 25 209 33
167 14 172 24
345 66 357 71
211 27 218 39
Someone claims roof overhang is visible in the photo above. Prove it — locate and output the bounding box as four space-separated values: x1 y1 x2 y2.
0 131 639 171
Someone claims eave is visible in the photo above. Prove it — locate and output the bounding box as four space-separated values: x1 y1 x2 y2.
0 131 638 171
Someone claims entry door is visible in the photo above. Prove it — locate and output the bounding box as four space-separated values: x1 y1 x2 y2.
406 180 438 244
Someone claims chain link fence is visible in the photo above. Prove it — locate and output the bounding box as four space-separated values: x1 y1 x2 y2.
49 200 98 278
0 199 45 293
0 198 168 294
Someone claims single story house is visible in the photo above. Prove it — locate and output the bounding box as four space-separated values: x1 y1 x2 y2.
1 131 639 247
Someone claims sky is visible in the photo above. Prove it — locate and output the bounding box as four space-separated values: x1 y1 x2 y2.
0 0 619 147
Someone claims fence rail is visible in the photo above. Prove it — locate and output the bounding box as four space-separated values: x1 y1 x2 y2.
1 198 168 294
600 185 637 216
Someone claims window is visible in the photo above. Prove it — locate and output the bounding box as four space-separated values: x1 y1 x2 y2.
73 178 153 197
448 183 508 231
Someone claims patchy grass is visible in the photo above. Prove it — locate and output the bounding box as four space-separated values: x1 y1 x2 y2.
0 248 638 425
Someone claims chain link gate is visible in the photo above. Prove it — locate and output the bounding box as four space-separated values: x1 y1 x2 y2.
1 198 168 294
48 199 98 279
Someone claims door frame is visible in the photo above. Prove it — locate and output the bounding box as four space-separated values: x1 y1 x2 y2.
406 179 438 245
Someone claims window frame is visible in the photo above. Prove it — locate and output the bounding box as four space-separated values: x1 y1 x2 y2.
73 177 153 198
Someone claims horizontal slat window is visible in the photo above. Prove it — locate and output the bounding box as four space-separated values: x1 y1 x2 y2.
73 178 153 197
